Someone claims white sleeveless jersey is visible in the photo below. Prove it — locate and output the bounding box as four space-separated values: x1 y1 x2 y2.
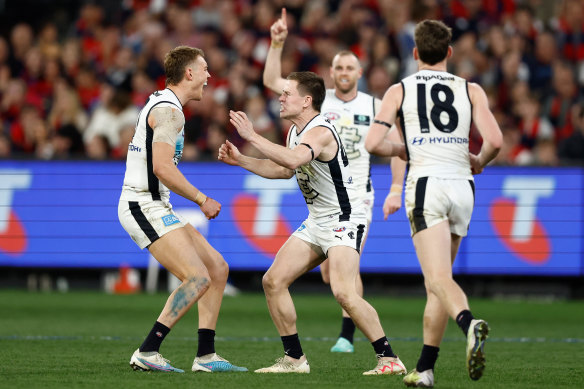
320 89 376 197
287 114 360 221
120 88 184 202
399 70 473 180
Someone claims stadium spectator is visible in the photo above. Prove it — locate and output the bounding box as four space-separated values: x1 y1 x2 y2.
9 104 45 154
111 125 135 160
0 0 581 165
83 85 138 150
525 30 556 96
531 138 559 166
47 79 88 136
558 103 584 165
7 23 34 77
85 134 111 160
542 60 579 142
1 78 27 123
50 123 84 159
516 95 554 155
0 132 10 158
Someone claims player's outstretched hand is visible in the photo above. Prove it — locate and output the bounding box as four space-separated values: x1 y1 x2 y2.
383 192 402 220
200 197 221 220
218 140 241 166
270 8 288 43
229 110 256 141
469 153 483 175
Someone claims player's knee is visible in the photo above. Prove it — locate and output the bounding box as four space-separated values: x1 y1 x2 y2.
424 279 432 294
332 289 353 311
261 272 274 292
261 271 283 294
425 275 451 295
208 256 229 284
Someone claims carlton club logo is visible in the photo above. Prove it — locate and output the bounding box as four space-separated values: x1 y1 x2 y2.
0 170 31 256
231 175 297 257
489 176 554 264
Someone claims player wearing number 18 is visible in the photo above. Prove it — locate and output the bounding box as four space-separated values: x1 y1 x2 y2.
365 20 503 387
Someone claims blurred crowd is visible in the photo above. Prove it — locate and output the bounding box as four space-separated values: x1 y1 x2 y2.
0 0 583 166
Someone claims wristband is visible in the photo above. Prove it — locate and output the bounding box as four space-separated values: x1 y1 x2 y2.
194 191 207 206
390 184 403 194
387 192 401 198
271 40 284 49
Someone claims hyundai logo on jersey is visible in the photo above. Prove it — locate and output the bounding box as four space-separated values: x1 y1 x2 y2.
427 136 469 144
411 137 426 145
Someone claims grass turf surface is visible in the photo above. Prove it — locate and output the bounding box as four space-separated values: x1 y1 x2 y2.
1 290 583 388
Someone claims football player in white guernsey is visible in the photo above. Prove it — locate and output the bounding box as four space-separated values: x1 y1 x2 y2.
118 46 246 373
219 71 407 375
263 7 407 354
365 20 503 387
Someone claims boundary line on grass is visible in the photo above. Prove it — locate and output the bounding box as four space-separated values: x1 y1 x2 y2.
2 335 583 344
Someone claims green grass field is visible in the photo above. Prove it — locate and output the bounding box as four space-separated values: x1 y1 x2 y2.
1 290 583 388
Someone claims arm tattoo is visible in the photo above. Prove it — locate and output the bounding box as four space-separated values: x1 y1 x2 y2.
151 107 185 146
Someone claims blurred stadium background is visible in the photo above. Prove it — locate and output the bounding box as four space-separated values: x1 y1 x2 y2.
0 0 582 295
0 1 583 387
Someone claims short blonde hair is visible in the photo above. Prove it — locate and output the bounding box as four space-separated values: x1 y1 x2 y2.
164 46 205 86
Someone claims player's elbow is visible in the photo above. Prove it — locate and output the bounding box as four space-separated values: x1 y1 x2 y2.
492 131 503 150
485 130 503 153
283 160 301 171
282 168 295 179
364 140 375 154
262 74 272 88
365 138 381 155
263 78 279 95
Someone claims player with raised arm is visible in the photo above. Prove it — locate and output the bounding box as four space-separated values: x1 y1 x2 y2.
219 71 407 376
264 7 407 353
118 46 246 373
365 20 503 387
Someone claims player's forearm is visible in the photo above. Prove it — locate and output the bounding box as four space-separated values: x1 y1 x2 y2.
263 45 285 94
154 163 203 203
367 138 404 157
249 134 305 170
477 141 501 168
238 154 293 179
390 156 406 186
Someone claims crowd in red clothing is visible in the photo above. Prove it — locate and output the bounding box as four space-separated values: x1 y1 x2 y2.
0 0 582 166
